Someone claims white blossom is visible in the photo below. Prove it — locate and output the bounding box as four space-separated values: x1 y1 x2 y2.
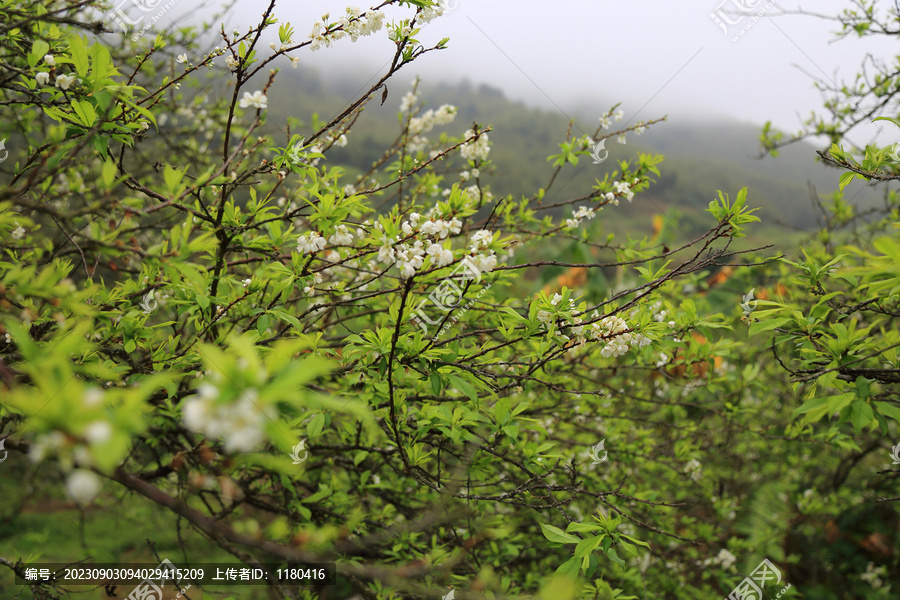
588 315 650 357
426 242 454 267
67 470 101 504
470 252 497 273
573 206 595 221
176 54 188 63
613 180 635 202
84 421 112 444
861 562 887 589
329 224 354 246
408 104 457 136
225 55 240 70
399 255 423 278
377 244 396 265
297 231 327 254
35 72 50 86
400 90 418 113
239 90 268 110
55 74 77 90
182 386 272 453
43 54 55 66
684 458 702 481
703 549 736 570
470 229 493 250
408 135 428 154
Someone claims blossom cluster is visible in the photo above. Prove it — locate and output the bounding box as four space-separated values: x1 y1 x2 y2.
701 548 737 570
399 92 457 154
460 129 491 162
297 225 356 254
594 178 639 207
613 180 636 202
409 104 457 136
534 293 651 357
684 458 703 481
400 90 419 113
309 7 386 51
28 388 116 504
416 3 449 24
588 314 652 357
33 54 78 90
564 177 639 229
599 108 625 130
374 208 499 278
182 381 274 452
861 562 888 590
566 205 597 229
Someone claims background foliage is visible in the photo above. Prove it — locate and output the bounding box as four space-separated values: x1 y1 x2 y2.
0 1 898 599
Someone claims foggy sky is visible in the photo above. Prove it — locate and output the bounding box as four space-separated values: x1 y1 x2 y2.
173 1 898 147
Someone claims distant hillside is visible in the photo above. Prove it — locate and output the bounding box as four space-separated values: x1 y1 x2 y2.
264 66 881 235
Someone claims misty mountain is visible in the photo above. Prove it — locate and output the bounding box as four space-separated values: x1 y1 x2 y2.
266 66 881 234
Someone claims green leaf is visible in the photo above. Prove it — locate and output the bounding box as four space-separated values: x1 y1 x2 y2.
308 413 326 438
29 40 50 68
553 557 581 579
164 165 186 193
573 535 604 559
606 547 625 567
446 373 477 401
71 100 97 127
874 401 900 423
69 35 90 77
838 171 856 192
566 521 602 533
540 522 580 545
429 372 442 395
849 401 875 432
